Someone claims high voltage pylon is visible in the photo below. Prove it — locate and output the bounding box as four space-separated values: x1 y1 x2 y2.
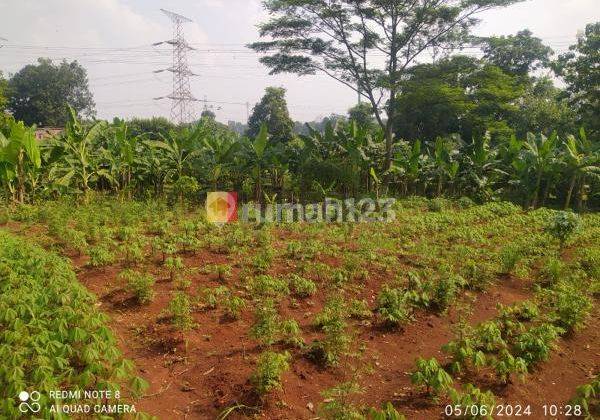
152 9 198 124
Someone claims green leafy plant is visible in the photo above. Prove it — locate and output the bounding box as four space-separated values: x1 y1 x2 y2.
499 244 522 274
223 294 246 320
201 285 229 309
410 357 453 399
250 298 281 346
448 384 496 419
571 376 600 419
167 291 195 330
251 351 290 396
88 244 116 267
376 286 412 327
289 274 317 298
119 269 155 303
546 211 580 248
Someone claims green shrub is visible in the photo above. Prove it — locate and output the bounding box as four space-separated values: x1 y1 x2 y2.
348 299 372 320
165 256 185 281
546 211 580 248
120 269 155 303
201 285 229 309
250 298 281 346
251 351 290 396
448 384 496 419
537 257 565 287
545 282 592 333
368 402 406 420
167 291 195 330
248 274 289 297
376 286 412 327
318 381 365 420
499 244 522 274
514 324 562 367
0 231 146 416
88 245 116 267
313 295 346 329
571 377 600 419
410 357 453 398
309 314 351 367
223 294 246 320
280 319 304 348
289 274 317 297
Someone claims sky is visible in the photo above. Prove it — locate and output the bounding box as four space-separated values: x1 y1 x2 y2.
0 0 598 124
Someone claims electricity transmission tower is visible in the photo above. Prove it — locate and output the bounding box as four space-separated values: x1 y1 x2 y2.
153 9 198 124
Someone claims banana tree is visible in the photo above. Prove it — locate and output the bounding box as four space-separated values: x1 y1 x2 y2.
240 124 274 202
428 136 460 197
47 106 107 197
0 120 41 203
562 128 600 209
200 134 240 190
522 132 559 209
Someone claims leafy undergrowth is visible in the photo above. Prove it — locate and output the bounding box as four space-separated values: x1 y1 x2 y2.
0 231 148 419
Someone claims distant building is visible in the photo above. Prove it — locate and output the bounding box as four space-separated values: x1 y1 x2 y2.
35 127 63 140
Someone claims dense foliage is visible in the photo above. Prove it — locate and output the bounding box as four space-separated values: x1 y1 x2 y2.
0 231 147 418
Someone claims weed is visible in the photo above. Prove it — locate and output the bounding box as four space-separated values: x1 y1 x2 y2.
250 298 281 346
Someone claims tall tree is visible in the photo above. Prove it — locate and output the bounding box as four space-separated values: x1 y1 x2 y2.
8 58 95 126
249 0 525 170
554 22 600 138
247 87 294 143
348 102 376 130
481 29 553 77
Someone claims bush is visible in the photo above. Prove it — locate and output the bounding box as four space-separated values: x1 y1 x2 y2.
250 298 281 346
546 211 580 248
120 269 155 303
280 319 304 348
537 257 565 287
514 324 562 367
167 291 195 330
165 256 185 282
449 384 496 419
201 285 229 309
308 315 351 367
348 299 372 320
289 274 317 298
223 294 246 320
88 245 116 267
248 274 289 297
376 286 412 327
251 351 290 396
546 282 592 333
0 231 146 417
499 244 522 274
410 357 453 398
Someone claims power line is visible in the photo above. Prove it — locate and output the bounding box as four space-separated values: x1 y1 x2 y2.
153 9 198 124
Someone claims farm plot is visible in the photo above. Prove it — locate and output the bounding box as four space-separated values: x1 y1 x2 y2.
1 198 599 419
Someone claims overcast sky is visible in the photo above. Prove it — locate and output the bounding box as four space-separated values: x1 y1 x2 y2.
0 0 598 124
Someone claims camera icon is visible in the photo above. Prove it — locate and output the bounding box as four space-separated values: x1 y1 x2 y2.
18 391 41 413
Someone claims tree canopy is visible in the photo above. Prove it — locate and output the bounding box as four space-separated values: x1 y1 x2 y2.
8 58 95 126
249 0 525 168
247 87 294 143
481 29 553 77
554 22 600 137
